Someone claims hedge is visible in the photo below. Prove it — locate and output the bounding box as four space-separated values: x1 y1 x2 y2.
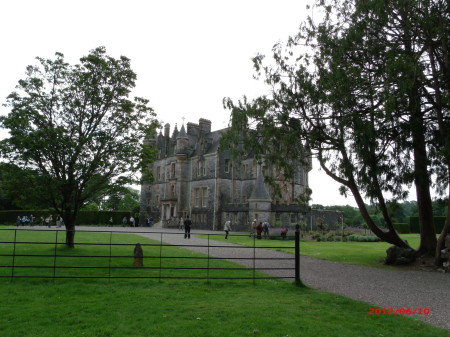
409 216 446 234
393 222 410 234
76 211 132 226
347 234 381 242
0 210 131 226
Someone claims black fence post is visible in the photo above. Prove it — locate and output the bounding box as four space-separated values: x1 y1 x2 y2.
53 230 59 280
253 234 256 284
159 232 163 282
207 234 210 284
295 224 301 285
108 231 112 281
11 229 17 281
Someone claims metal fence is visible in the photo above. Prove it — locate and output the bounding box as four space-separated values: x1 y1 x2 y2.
0 227 301 282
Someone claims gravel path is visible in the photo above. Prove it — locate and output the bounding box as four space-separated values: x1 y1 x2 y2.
15 226 450 331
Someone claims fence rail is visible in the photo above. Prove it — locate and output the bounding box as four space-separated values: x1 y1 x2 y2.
0 227 301 282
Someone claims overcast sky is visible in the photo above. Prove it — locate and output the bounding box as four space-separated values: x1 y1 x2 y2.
0 0 364 206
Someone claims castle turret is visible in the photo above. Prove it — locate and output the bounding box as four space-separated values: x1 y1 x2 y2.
172 124 179 139
176 124 189 154
248 164 272 223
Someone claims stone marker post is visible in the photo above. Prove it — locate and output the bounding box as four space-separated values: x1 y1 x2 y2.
133 243 144 267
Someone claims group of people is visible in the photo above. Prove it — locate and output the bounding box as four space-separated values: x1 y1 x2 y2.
122 216 136 227
224 218 274 240
251 219 270 239
15 214 64 228
43 215 64 228
118 216 154 227
15 215 34 226
179 217 278 240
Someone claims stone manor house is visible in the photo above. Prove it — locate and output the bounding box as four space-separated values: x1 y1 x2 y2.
139 118 339 231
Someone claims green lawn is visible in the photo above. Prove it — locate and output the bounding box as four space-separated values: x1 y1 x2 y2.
1 279 447 337
0 229 262 280
1 229 448 336
198 233 421 269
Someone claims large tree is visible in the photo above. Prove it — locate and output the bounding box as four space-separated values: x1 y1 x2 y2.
0 47 157 247
224 0 449 260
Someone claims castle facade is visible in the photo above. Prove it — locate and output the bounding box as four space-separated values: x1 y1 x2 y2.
139 118 313 231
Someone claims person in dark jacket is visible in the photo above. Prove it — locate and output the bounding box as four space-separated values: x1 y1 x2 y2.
184 216 192 239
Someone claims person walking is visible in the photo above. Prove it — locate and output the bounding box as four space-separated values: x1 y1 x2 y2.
184 216 192 239
224 219 232 239
47 215 53 228
129 216 135 227
262 221 270 239
179 217 184 231
122 216 127 226
256 222 263 240
251 219 257 238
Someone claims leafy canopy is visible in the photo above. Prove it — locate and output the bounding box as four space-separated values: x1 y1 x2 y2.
0 46 157 240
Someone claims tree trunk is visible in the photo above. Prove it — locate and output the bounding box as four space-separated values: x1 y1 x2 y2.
410 101 437 256
65 226 75 249
400 6 437 256
349 182 409 248
318 149 409 248
435 190 450 265
63 209 76 248
427 43 450 265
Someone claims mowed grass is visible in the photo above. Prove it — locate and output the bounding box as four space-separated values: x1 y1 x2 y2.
0 229 257 280
1 278 448 336
198 233 421 269
0 229 448 336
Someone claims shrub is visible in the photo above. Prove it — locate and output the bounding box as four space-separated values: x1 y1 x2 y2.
347 234 381 242
312 234 321 240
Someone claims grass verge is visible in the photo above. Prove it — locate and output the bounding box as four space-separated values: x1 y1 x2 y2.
197 233 421 269
1 279 448 337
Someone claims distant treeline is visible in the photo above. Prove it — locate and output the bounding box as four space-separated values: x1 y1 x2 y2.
312 200 448 229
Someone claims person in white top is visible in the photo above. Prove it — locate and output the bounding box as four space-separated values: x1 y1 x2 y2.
224 220 232 239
